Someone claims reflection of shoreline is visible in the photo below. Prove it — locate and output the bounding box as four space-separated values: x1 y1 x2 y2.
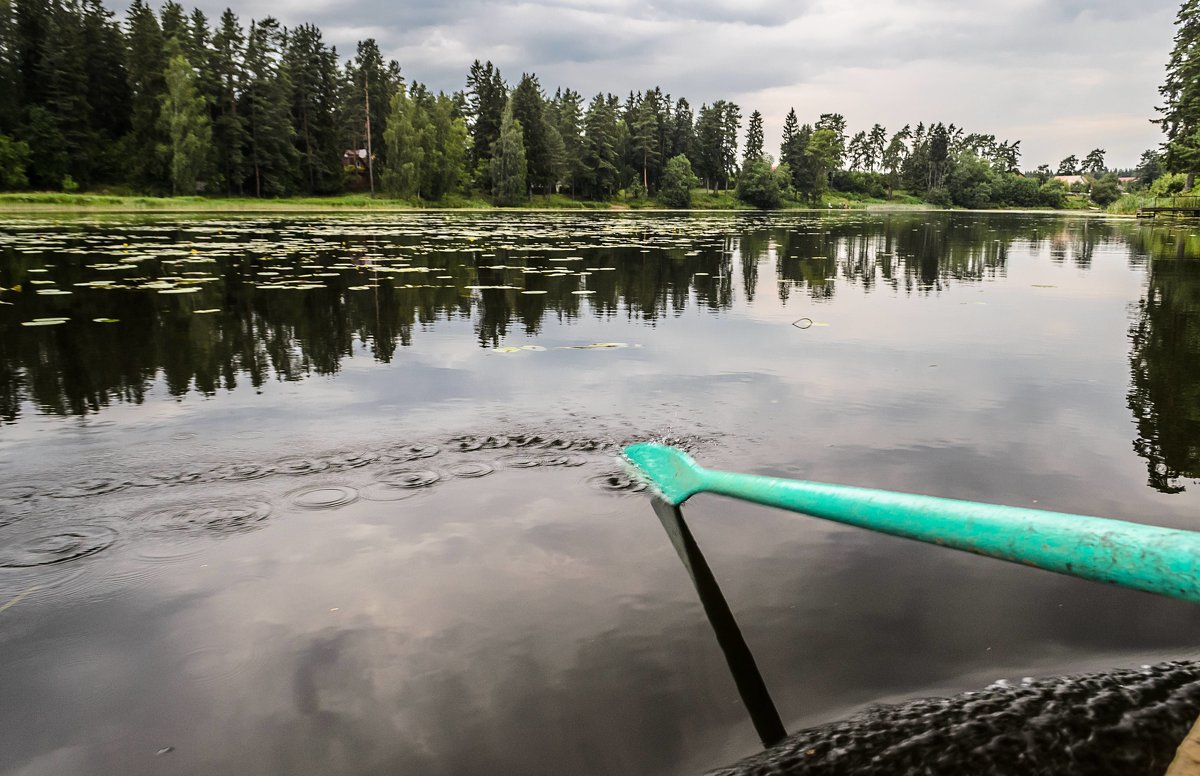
0 213 1122 423
1128 250 1200 493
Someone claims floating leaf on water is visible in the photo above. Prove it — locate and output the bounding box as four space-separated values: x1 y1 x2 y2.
521 290 548 295
520 345 546 351
193 308 220 314
158 287 201 295
493 346 522 353
35 289 72 296
572 290 595 295
93 318 120 323
21 318 68 327
346 285 372 291
563 342 629 349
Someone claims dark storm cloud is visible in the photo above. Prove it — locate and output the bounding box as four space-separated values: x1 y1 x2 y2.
112 0 1178 166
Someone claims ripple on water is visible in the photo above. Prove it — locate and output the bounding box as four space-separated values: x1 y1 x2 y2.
49 478 131 499
0 523 118 568
380 444 440 463
446 461 495 479
447 435 509 451
0 486 42 527
326 451 379 469
361 468 440 501
208 463 276 482
377 468 440 488
275 457 330 476
178 646 259 688
288 485 359 510
130 470 206 488
586 471 648 495
509 434 550 448
498 453 587 469
134 500 273 535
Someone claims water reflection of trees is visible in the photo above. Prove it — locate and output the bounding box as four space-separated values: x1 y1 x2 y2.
0 214 1120 422
1127 244 1200 493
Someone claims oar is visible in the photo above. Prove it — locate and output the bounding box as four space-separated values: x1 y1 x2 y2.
623 443 1200 603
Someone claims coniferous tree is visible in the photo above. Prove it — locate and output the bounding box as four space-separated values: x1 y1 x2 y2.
717 100 741 188
743 109 764 163
670 97 694 164
210 9 247 194
12 0 48 114
464 59 505 184
347 38 399 177
33 2 92 185
125 0 168 191
490 98 525 205
82 0 132 181
580 92 619 199
847 131 868 171
1157 0 1200 180
693 102 722 190
510 72 555 193
865 123 887 172
1082 148 1106 175
0 0 18 134
284 23 341 193
779 108 801 172
628 91 660 193
241 17 296 196
549 87 584 195
882 125 910 197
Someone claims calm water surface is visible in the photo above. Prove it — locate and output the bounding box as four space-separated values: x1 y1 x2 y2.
1 211 1199 775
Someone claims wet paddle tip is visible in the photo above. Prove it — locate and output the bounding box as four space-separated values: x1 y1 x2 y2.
622 443 706 505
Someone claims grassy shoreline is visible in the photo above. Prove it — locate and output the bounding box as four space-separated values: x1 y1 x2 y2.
0 191 1128 216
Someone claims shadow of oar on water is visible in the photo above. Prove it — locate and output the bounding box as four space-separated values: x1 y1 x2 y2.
650 497 787 747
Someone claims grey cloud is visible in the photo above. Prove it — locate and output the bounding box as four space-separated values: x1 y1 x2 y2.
111 0 1178 166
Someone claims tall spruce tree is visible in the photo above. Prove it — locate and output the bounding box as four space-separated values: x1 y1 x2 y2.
284 23 341 193
34 2 92 185
718 100 741 188
550 87 584 196
580 91 619 199
210 9 247 194
124 0 169 191
670 97 694 164
510 72 553 193
464 59 505 183
241 17 296 196
490 98 525 205
743 109 764 163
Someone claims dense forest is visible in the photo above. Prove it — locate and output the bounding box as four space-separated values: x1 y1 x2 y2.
0 0 1155 208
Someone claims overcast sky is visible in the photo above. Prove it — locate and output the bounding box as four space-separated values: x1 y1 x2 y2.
149 0 1178 169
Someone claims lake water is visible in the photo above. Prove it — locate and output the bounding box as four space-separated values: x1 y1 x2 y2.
1 211 1199 775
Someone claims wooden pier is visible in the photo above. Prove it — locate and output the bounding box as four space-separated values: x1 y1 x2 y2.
1137 196 1200 218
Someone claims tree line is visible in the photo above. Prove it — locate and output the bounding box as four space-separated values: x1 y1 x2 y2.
0 0 1081 208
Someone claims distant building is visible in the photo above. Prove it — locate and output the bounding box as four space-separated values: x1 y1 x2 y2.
1053 175 1089 187
342 148 368 170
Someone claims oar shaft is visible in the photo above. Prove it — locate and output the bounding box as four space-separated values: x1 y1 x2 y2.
701 469 1200 603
